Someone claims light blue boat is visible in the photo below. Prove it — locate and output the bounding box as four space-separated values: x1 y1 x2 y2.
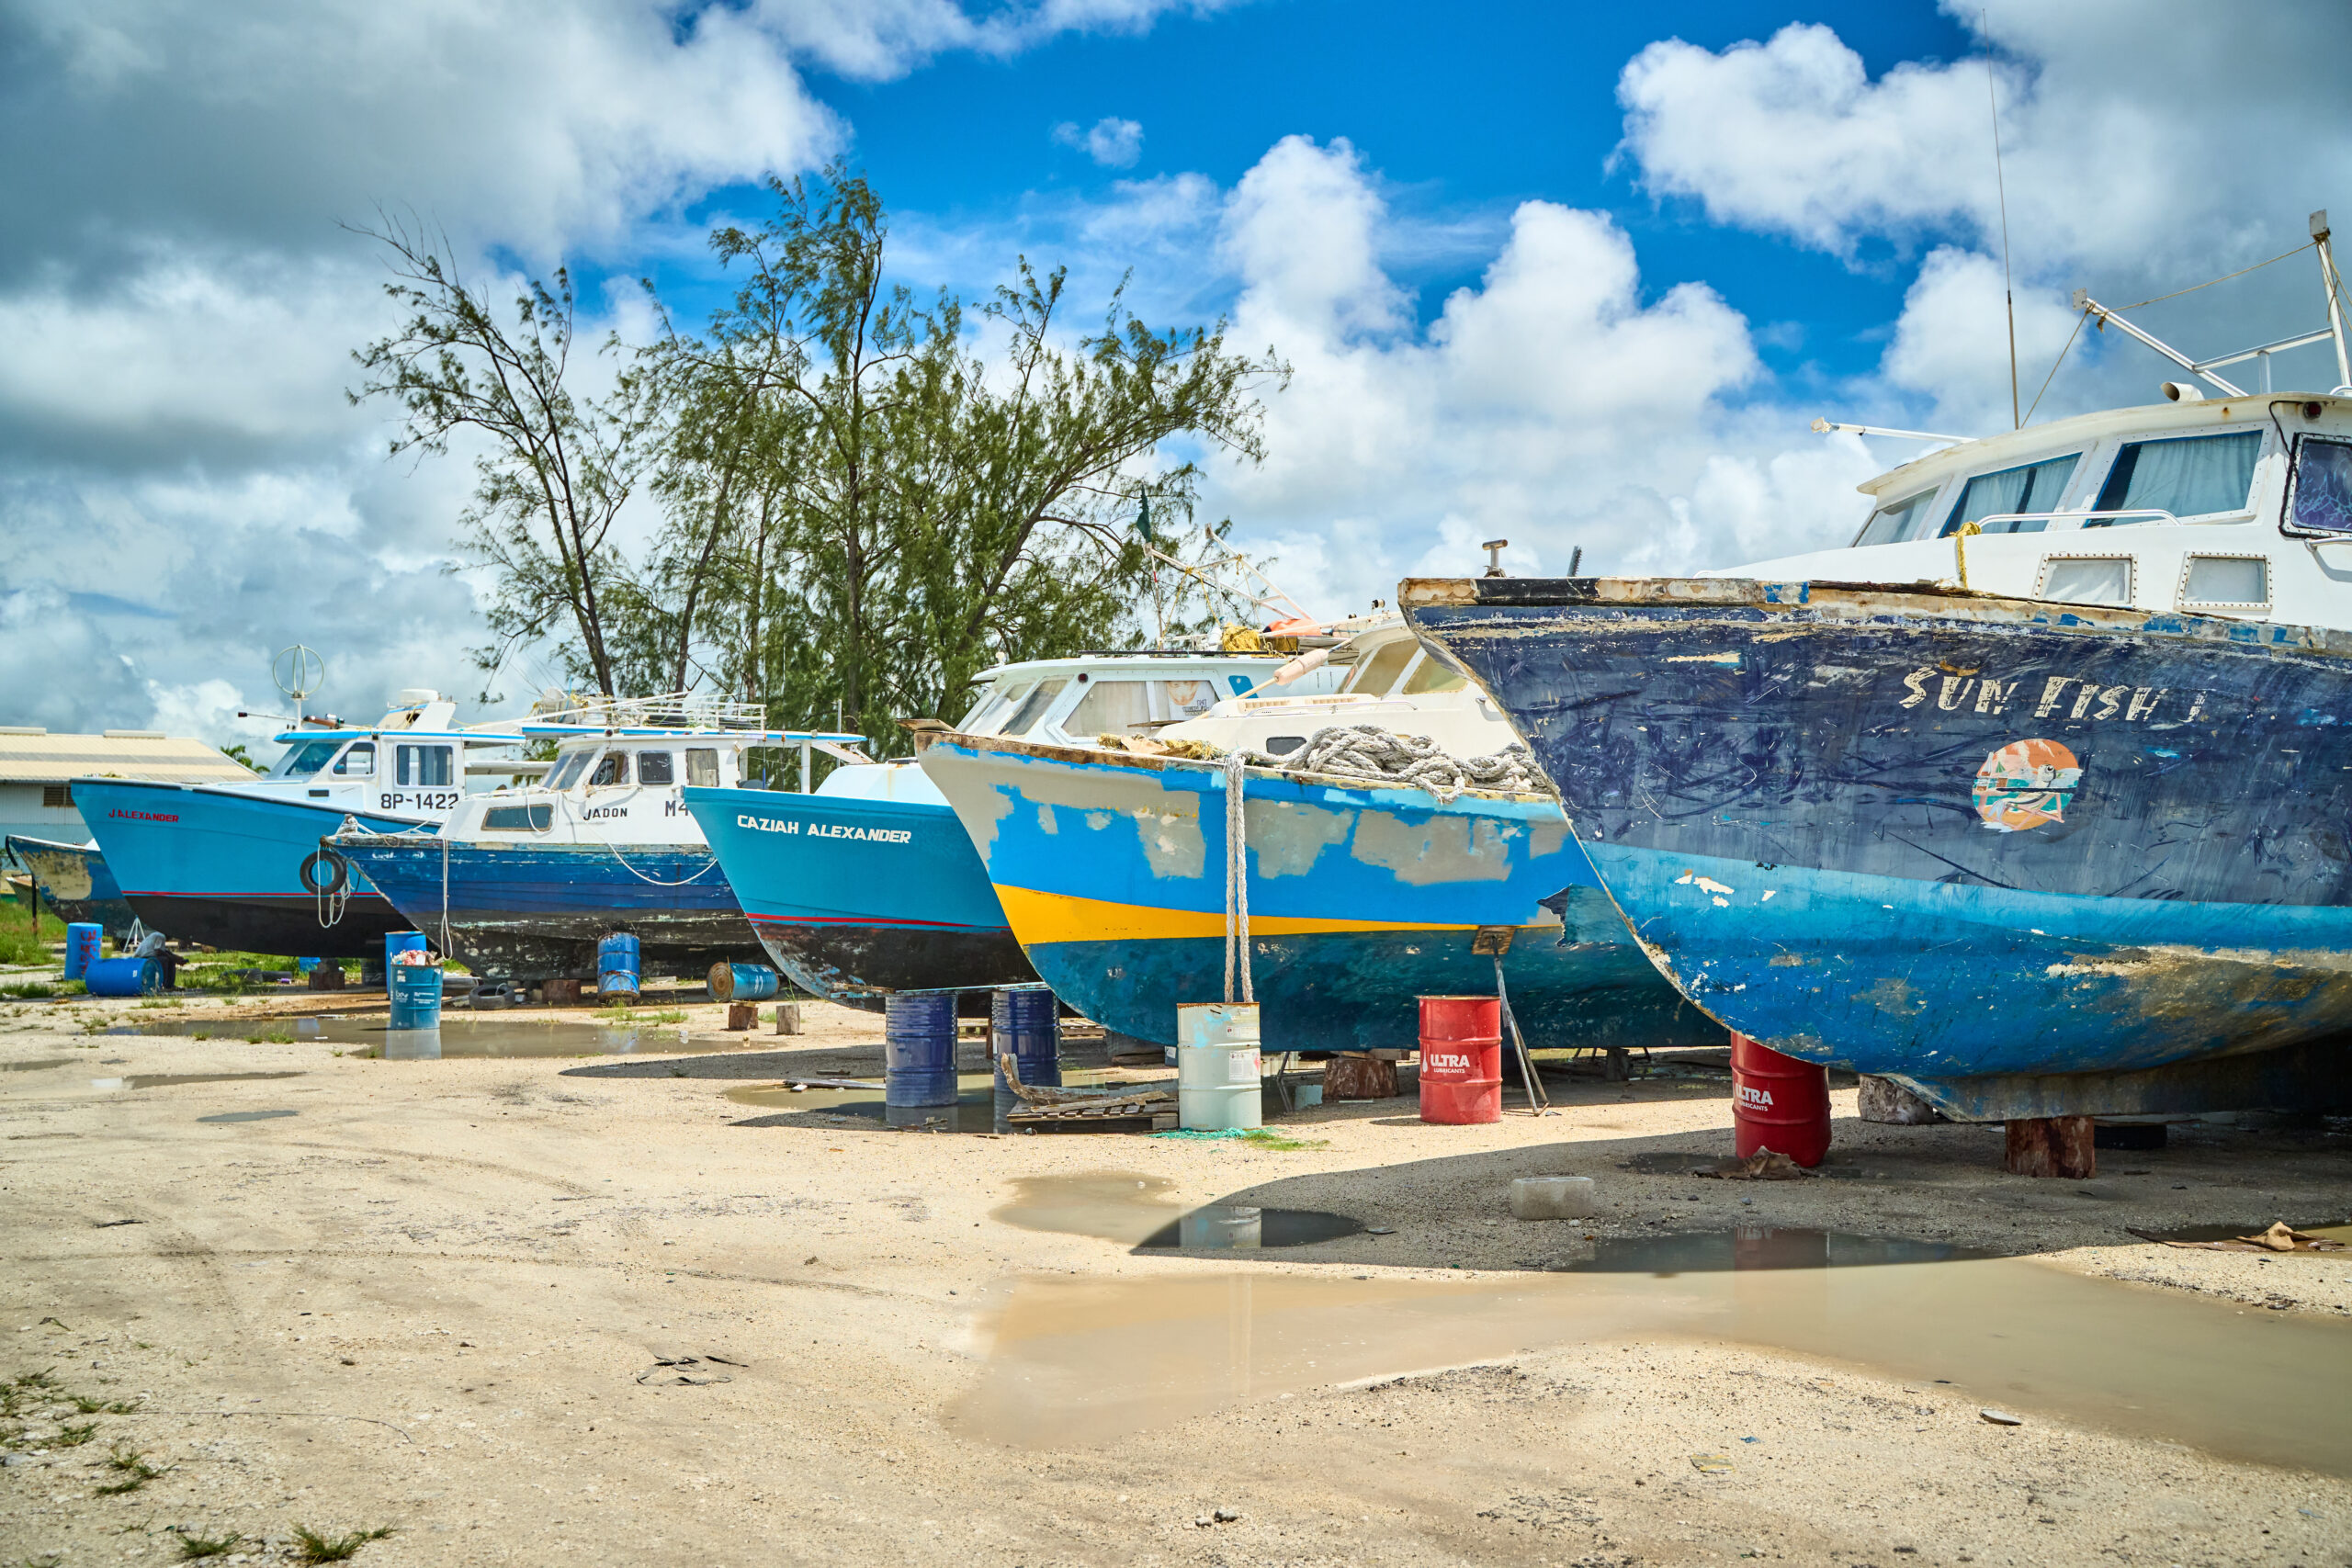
919 730 1724 1051
74 693 522 958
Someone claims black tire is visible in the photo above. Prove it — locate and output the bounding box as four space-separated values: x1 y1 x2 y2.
298 849 349 897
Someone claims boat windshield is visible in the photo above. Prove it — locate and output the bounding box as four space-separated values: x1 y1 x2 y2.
963 681 1029 735
1343 639 1418 696
1400 653 1468 694
272 739 342 779
544 750 594 791
1000 680 1068 737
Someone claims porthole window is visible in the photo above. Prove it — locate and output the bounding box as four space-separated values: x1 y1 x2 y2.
2038 556 2134 607
2178 555 2269 610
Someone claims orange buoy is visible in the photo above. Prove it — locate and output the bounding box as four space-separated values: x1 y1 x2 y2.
1419 995 1503 1124
1730 1032 1831 1167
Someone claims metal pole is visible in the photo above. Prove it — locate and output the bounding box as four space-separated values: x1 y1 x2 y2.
2314 211 2352 389
799 740 811 795
1493 953 1550 1113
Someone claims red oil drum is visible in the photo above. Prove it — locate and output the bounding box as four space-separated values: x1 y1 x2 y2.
1419 995 1503 1124
1731 1032 1831 1167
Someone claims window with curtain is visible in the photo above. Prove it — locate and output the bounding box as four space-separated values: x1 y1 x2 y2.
2092 430 2262 521
684 749 720 788
2289 436 2352 535
1065 680 1155 738
396 745 453 786
1855 489 1940 546
1939 454 2080 536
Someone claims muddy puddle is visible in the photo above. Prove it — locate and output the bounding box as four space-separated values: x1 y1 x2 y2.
1 1057 75 1073
994 1173 1363 1249
727 1074 1001 1133
111 1016 765 1058
958 1240 2352 1472
197 1108 298 1123
90 1072 305 1090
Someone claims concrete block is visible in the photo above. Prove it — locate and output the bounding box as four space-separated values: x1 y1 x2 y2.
1510 1175 1596 1221
774 1002 803 1036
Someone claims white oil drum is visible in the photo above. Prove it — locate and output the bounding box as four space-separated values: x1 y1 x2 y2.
1177 1001 1263 1131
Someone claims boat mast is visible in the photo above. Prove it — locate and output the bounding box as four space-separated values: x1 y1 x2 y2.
2315 209 2352 391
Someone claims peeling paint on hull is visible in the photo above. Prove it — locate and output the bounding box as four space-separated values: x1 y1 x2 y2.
1408 576 2352 1084
336 840 760 981
684 784 1036 999
6 838 136 936
920 733 1724 1051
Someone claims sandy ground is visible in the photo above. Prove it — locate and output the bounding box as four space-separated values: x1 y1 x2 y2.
1 987 2347 1568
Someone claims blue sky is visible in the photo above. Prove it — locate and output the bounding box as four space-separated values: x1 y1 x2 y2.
0 0 2345 739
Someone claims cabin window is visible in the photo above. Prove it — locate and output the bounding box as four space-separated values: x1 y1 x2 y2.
2039 556 2133 607
1165 680 1220 717
588 751 629 787
1066 680 1156 739
1855 489 1941 546
2092 430 2261 522
965 681 1032 736
1346 639 1418 696
637 751 675 785
1940 455 2079 536
331 742 375 778
481 804 553 832
42 784 72 808
684 749 720 788
2288 435 2352 535
275 739 340 778
1001 679 1068 737
2179 555 2269 609
545 751 592 791
1401 652 1469 694
395 745 453 787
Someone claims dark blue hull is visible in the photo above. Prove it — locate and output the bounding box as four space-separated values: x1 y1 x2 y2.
1408 577 2352 1090
334 838 762 982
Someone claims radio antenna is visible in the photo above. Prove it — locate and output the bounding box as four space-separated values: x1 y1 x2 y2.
1984 17 2019 428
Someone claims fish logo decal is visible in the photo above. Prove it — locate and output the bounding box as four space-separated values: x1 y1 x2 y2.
1972 739 2082 832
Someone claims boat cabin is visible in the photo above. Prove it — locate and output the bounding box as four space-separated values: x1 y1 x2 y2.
1736 392 2352 631
1155 618 1515 759
251 692 523 821
954 649 1309 747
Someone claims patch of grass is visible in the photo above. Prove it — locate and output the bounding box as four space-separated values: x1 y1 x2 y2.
13 1369 60 1391
54 1421 97 1446
291 1525 394 1562
95 1445 161 1494
69 1394 110 1413
1238 1128 1329 1152
0 982 58 999
172 1530 243 1560
243 1027 295 1044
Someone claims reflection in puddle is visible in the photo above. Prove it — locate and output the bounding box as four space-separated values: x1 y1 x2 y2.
993 1173 1362 1250
91 1073 306 1090
727 1076 1000 1134
958 1247 2352 1474
116 1017 760 1058
198 1108 299 1123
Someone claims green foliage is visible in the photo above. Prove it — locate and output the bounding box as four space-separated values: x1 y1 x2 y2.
292 1525 394 1563
1238 1128 1329 1152
219 743 264 773
173 1531 243 1561
96 1446 161 1493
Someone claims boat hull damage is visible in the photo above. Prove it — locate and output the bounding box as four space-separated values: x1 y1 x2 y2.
919 732 1724 1052
1406 576 2352 1099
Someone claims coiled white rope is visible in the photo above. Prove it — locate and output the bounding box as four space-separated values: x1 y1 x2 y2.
1223 750 1253 1005
1235 724 1552 804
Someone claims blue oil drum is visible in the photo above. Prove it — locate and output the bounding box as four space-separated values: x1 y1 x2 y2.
63 922 103 981
707 962 779 1003
384 931 427 979
83 956 158 997
597 931 642 1000
388 962 444 1030
885 990 959 1107
992 983 1061 1127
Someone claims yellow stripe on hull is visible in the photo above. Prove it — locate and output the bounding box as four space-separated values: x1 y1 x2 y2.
995 883 1487 946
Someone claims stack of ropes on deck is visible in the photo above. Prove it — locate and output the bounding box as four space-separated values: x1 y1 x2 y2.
1232 724 1553 804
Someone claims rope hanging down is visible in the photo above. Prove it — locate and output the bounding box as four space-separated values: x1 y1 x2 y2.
1223 751 1254 1005
1235 724 1553 804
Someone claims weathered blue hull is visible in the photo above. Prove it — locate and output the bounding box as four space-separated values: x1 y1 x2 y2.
334 837 761 982
1406 576 2352 1090
684 784 1035 999
920 733 1724 1052
6 836 137 937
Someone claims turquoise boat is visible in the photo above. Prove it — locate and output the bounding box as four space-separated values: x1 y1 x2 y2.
918 731 1722 1052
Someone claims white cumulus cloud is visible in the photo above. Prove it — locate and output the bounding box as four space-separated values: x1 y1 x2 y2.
1054 116 1147 168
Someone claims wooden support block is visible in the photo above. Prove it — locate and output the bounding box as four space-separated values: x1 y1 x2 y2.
1603 1046 1631 1082
543 978 581 1008
727 1002 758 1032
2004 1115 2096 1179
775 1003 803 1036
306 963 345 992
1323 1053 1398 1100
